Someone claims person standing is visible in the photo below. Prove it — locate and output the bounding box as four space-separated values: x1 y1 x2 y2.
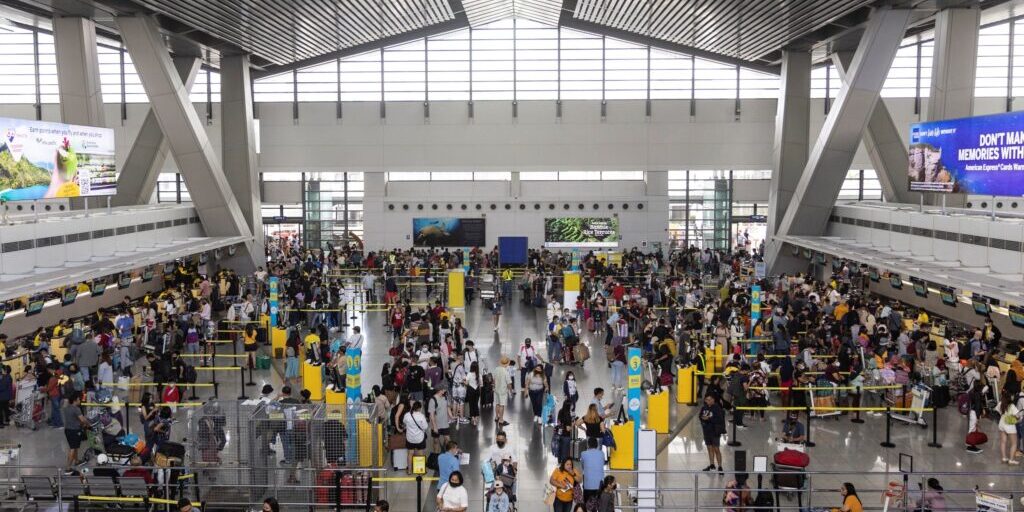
465 361 481 426
402 401 429 474
699 394 725 474
527 366 547 424
62 394 89 473
0 366 12 427
493 357 512 427
548 459 582 512
563 371 579 415
436 470 469 512
437 441 461 485
491 296 503 332
580 437 605 504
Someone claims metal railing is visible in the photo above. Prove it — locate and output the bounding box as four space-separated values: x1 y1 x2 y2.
604 468 1020 512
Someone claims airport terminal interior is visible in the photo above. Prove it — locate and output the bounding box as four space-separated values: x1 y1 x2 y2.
7 0 1024 511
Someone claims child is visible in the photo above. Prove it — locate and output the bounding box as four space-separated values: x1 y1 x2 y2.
285 346 299 386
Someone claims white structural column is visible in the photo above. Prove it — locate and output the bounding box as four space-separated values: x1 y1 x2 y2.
116 15 258 269
833 51 920 205
112 57 201 207
53 17 105 127
220 54 265 264
929 6 980 122
768 50 810 240
768 7 911 271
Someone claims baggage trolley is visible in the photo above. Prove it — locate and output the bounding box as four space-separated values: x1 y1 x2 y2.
13 382 42 430
889 383 930 427
808 381 840 419
771 462 807 509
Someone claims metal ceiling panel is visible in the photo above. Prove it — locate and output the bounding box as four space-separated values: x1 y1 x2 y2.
123 0 456 65
463 0 561 27
572 0 875 62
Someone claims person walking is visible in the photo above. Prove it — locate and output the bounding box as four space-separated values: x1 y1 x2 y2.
466 361 481 426
563 371 579 415
0 366 13 427
493 357 512 427
548 459 582 512
527 366 547 424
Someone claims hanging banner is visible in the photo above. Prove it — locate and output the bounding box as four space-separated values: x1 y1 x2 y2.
0 116 117 200
976 491 1012 512
345 346 362 402
268 277 279 328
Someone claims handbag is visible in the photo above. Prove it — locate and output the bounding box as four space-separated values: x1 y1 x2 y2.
388 432 407 450
543 483 557 505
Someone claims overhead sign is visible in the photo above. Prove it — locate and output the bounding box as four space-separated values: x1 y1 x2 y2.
909 110 1024 195
0 116 117 201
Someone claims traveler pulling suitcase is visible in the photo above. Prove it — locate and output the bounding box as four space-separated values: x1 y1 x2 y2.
574 344 591 363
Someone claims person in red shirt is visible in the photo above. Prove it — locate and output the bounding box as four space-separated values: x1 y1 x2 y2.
612 283 626 306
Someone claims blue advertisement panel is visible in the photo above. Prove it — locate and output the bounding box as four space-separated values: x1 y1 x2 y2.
908 110 1024 195
627 347 642 460
268 277 279 328
345 347 362 403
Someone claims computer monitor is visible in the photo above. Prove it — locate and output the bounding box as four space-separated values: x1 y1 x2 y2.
92 281 107 297
164 263 175 275
972 300 991 316
869 270 880 282
142 268 154 282
25 300 45 317
940 288 957 307
62 288 78 306
889 274 902 289
1010 306 1024 328
912 281 928 298
118 274 132 289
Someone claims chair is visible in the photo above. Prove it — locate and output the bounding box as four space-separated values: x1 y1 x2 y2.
118 477 151 499
18 475 55 512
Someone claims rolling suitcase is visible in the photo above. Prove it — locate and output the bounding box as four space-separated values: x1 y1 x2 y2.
392 448 409 470
574 344 591 363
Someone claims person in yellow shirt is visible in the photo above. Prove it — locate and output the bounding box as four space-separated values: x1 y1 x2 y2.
243 323 259 369
548 459 582 511
916 311 930 326
833 301 849 322
832 482 863 512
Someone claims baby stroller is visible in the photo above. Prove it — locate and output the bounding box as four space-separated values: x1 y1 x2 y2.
482 458 518 511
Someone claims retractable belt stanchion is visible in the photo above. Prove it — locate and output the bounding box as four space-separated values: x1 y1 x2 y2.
928 407 942 448
851 386 865 424
727 415 742 447
880 406 895 448
804 405 815 448
238 367 248 400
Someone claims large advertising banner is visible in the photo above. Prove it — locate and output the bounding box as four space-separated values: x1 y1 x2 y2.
908 110 1024 195
412 217 486 247
544 217 620 248
0 117 117 201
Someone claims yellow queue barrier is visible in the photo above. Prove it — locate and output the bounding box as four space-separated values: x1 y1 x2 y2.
736 406 932 413
180 353 248 359
98 382 214 388
326 389 347 405
709 354 836 359
272 327 287 358
647 391 669 433
76 496 178 505
608 420 636 470
749 385 900 391
703 345 722 374
303 360 324 400
676 365 697 404
83 402 205 407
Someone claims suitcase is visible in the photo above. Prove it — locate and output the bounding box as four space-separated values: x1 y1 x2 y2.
325 420 347 464
773 449 809 468
480 383 494 408
392 448 409 470
158 441 187 459
574 344 591 363
586 317 595 332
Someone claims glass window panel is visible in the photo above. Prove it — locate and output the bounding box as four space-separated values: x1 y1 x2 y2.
601 171 644 180
520 171 558 180
430 171 473 180
473 172 511 180
388 172 430 181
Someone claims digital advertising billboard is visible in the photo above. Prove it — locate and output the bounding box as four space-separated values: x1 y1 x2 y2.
0 116 117 201
412 218 486 247
544 217 620 248
908 110 1024 195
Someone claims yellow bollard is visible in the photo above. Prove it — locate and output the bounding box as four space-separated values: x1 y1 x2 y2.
704 347 716 375
271 328 287 359
676 365 697 404
326 388 346 405
609 420 635 470
647 391 669 433
302 361 323 401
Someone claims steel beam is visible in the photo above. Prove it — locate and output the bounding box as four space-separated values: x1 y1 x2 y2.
116 15 258 269
221 54 265 269
111 57 201 208
53 16 105 127
833 51 921 205
768 7 911 271
768 50 811 241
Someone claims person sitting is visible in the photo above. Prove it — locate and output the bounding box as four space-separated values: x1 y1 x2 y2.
780 412 806 444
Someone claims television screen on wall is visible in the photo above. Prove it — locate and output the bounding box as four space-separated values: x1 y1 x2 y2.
118 273 132 289
412 218 486 247
912 281 928 298
544 217 619 248
91 280 106 297
142 267 154 282
972 300 991 316
869 270 880 282
908 110 1024 195
940 287 957 307
61 287 78 306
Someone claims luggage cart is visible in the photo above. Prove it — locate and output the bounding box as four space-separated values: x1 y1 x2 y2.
13 381 41 430
482 459 517 512
770 462 807 509
889 383 930 427
808 381 840 419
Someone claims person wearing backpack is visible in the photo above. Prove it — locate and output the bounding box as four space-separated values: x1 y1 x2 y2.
45 365 64 428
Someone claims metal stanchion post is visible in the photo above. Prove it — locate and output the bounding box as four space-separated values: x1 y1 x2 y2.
335 471 342 512
880 406 895 448
247 365 255 386
689 369 697 406
238 368 248 400
804 406 815 448
727 412 742 447
212 382 219 399
928 408 942 448
188 382 198 401
851 387 865 424
364 474 374 512
416 475 423 512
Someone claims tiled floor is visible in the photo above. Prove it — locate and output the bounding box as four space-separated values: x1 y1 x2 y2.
3 289 1023 510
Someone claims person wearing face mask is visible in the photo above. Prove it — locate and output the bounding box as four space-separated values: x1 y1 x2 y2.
562 371 579 415
527 366 548 424
436 470 469 512
488 432 517 470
